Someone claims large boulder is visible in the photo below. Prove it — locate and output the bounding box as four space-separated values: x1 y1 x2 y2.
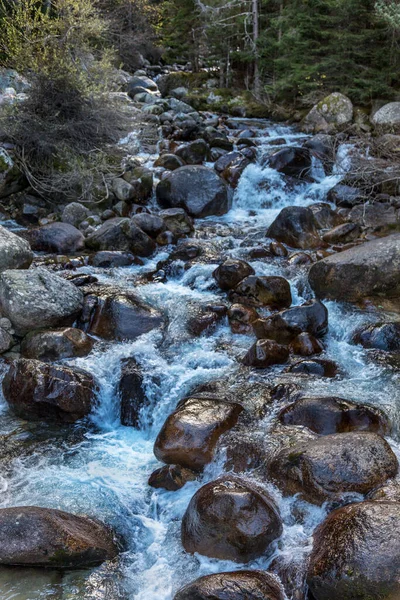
2 359 97 423
254 300 328 344
156 166 230 218
229 276 292 309
154 396 243 471
213 259 255 291
267 206 320 249
269 432 398 504
85 218 156 257
307 501 400 600
127 75 159 98
278 396 389 435
372 102 400 130
303 93 353 133
79 287 163 342
0 225 32 271
308 234 400 301
26 222 85 254
174 571 285 600
0 268 83 336
119 357 147 427
0 506 118 568
264 147 312 180
21 327 93 361
181 476 282 562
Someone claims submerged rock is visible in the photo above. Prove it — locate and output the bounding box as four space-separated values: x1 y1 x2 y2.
307 501 400 600
0 268 83 336
181 476 282 562
0 506 118 567
156 166 230 218
21 327 93 361
154 396 243 472
2 359 97 423
174 571 285 600
308 233 400 301
0 225 32 271
269 432 398 504
267 206 320 249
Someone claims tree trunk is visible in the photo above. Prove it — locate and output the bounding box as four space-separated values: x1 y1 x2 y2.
252 0 261 96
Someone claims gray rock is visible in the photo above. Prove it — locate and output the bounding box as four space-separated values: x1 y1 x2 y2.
85 218 156 257
0 225 32 271
61 202 90 227
91 251 136 268
372 102 400 129
21 328 94 361
26 222 85 254
0 268 83 335
303 93 353 133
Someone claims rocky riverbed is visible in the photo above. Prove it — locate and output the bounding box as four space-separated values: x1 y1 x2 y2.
0 68 400 600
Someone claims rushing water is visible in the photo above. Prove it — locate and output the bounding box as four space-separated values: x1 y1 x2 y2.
0 120 399 600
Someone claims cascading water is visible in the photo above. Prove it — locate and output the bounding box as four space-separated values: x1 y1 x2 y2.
0 119 399 600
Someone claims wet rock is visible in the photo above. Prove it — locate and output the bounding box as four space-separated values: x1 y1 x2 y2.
213 259 255 291
154 153 184 171
228 303 259 334
181 476 282 562
148 464 197 492
90 251 136 268
254 300 328 344
322 222 361 244
309 233 400 301
307 501 400 600
160 208 194 237
367 480 400 502
0 225 32 271
242 339 289 368
174 571 285 600
0 268 83 336
26 222 85 254
303 93 353 134
353 322 400 352
278 396 389 435
86 218 156 257
131 213 166 238
309 203 343 230
264 147 312 180
2 359 97 423
154 396 243 472
221 156 251 188
270 241 288 257
0 506 118 567
187 304 226 336
288 358 338 377
270 432 397 504
61 202 89 228
21 328 94 361
327 183 364 207
80 288 163 342
119 357 147 427
156 166 230 218
229 276 292 309
214 151 243 174
175 139 209 165
267 206 320 249
289 332 324 356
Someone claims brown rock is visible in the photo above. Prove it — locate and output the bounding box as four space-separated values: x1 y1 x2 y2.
267 206 320 249
21 328 93 361
228 303 259 334
229 275 292 309
119 357 147 427
322 222 361 244
174 571 285 600
254 300 328 344
288 358 338 377
213 259 255 291
242 339 289 368
289 332 324 356
148 464 197 491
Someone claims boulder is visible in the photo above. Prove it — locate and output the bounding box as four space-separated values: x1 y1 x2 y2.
61 202 89 228
309 203 343 230
21 328 93 361
289 332 324 356
278 396 389 435
322 222 361 245
80 288 163 341
154 154 184 171
2 359 97 423
90 251 136 268
119 357 147 427
148 464 197 492
160 208 194 237
131 213 166 238
308 234 400 301
0 506 118 567
372 102 400 130
267 207 320 249
254 300 328 344
269 432 398 504
26 222 85 254
348 203 400 231
228 303 259 335
327 183 365 207
127 75 159 98
0 268 83 336
303 93 353 133
181 476 282 562
230 275 292 309
242 339 289 369
287 358 339 377
0 225 32 271
264 147 312 180
156 166 230 218
214 151 243 174
174 571 285 600
353 322 400 352
175 139 209 165
154 396 243 471
86 218 156 257
0 327 13 353
307 501 400 600
213 259 255 291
